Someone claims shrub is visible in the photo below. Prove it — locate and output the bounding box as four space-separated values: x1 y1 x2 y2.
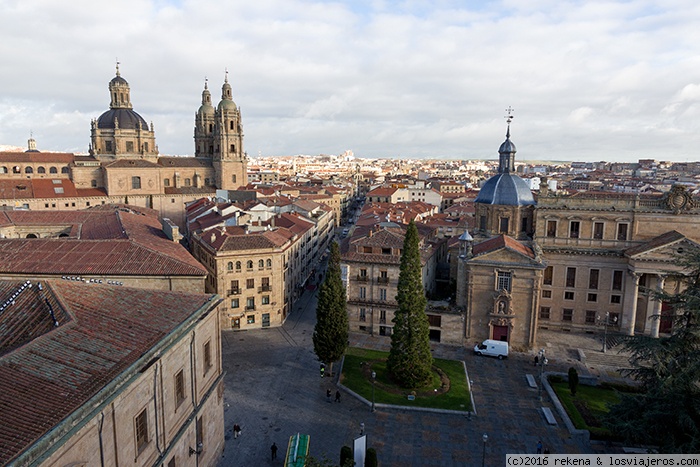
366 447 378 467
340 446 353 467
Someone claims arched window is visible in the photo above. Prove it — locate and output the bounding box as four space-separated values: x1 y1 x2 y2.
258 259 264 268
235 261 241 270
49 167 58 174
61 166 69 174
12 166 20 174
25 166 33 174
37 166 45 174
204 178 210 186
227 262 233 271
266 259 272 268
232 174 237 183
26 233 38 238
132 176 141 189
1 166 8 174
185 178 191 187
247 260 253 269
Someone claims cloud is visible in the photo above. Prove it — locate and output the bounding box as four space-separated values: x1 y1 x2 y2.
1 0 700 161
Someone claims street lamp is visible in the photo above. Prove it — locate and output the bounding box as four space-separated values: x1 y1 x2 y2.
371 371 376 412
481 433 488 467
537 349 548 401
600 312 617 353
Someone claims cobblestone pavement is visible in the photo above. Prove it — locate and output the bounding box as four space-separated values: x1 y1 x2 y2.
219 285 633 466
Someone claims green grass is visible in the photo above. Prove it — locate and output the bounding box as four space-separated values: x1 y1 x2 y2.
551 381 622 439
340 347 472 412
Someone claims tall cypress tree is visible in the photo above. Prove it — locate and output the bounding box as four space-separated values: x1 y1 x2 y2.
313 241 349 376
605 246 700 453
387 220 433 388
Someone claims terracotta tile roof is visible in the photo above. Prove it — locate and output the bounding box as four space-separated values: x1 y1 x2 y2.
472 234 535 259
0 207 206 276
104 159 160 169
199 225 294 251
30 178 80 198
366 187 397 197
0 152 75 163
0 179 34 199
0 280 217 464
158 156 213 168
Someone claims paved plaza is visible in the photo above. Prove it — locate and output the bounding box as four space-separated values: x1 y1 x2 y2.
218 285 632 466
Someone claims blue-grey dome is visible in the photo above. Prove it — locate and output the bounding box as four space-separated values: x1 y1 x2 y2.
97 108 148 130
475 173 535 205
499 138 516 154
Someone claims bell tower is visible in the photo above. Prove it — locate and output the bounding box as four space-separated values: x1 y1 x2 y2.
210 70 247 190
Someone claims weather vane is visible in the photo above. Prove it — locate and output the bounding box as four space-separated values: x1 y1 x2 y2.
505 106 514 124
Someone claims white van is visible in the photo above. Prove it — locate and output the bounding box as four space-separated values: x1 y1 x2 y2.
474 339 509 359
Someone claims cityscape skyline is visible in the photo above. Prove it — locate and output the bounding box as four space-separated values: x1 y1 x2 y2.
1 0 699 162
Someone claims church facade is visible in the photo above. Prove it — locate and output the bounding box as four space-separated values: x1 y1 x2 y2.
0 66 247 227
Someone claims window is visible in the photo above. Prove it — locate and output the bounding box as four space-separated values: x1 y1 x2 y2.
569 221 580 238
262 295 270 305
564 291 574 300
261 277 270 291
499 217 509 233
363 246 372 253
91 179 97 188
428 314 441 327
521 217 528 232
546 220 557 237
174 370 185 407
611 295 622 304
185 178 191 187
258 259 264 269
247 314 255 324
266 259 272 268
497 271 512 292
543 266 553 285
612 270 623 290
359 287 366 299
61 166 69 174
617 223 629 241
126 141 134 152
230 280 239 294
246 278 254 289
236 261 241 271
593 222 604 239
479 215 486 230
203 341 212 373
164 178 170 187
359 308 366 322
587 293 597 302
539 307 550 320
378 270 388 283
379 309 387 324
144 142 149 152
381 248 391 255
379 288 387 301
196 416 204 455
233 174 237 183
25 166 33 174
37 166 45 174
247 260 253 269
359 269 368 279
132 176 141 189
589 269 599 289
231 298 239 308
585 310 596 324
227 262 233 271
246 297 255 310
566 267 576 288
562 308 573 322
105 141 113 152
135 408 149 454
542 290 552 298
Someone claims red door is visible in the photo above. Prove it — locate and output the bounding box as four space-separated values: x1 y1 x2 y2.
492 325 509 342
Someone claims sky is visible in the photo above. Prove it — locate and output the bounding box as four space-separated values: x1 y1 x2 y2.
1 0 700 162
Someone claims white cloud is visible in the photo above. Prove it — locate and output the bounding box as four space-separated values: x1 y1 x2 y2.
1 0 700 161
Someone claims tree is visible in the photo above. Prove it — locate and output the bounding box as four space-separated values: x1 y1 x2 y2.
568 367 579 396
387 220 433 388
605 246 700 453
313 241 349 377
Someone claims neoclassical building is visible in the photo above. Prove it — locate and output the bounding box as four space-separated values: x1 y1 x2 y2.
0 65 248 228
455 120 700 350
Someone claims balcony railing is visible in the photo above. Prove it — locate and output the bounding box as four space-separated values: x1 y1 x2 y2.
376 276 389 284
258 285 272 292
246 305 256 311
228 289 241 296
356 275 369 282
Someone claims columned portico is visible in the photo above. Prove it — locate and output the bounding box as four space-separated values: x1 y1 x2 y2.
623 271 640 336
650 274 666 338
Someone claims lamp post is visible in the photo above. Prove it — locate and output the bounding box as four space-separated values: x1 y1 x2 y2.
537 348 547 401
371 371 376 412
481 433 488 467
600 312 614 353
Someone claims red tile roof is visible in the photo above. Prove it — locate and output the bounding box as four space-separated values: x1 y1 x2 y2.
472 234 535 259
0 279 218 464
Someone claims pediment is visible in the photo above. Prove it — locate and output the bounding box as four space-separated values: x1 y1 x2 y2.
626 231 700 263
470 246 538 266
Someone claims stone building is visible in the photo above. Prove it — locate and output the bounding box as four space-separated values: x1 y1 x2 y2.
0 65 248 228
0 279 224 466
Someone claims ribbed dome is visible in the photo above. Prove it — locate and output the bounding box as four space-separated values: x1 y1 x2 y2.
218 99 237 111
475 173 535 206
499 138 517 154
110 75 128 86
97 108 148 130
198 103 215 116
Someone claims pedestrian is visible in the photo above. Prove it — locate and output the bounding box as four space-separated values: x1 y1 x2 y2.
326 388 332 403
534 355 539 366
320 363 325 378
335 389 341 402
233 424 241 439
536 440 542 454
271 442 278 461
360 422 365 436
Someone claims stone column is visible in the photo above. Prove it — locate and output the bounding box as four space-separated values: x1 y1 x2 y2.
623 272 640 336
650 275 666 338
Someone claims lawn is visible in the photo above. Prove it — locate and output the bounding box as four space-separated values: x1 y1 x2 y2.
551 381 624 439
340 347 472 412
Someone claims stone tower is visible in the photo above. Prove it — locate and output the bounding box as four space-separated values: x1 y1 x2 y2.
195 72 247 190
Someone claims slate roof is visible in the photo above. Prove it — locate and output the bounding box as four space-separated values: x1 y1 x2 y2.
0 280 217 465
158 156 214 168
0 207 206 277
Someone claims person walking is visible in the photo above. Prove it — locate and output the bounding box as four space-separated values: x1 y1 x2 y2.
335 390 341 402
271 442 278 461
320 363 325 378
536 440 543 454
326 388 332 403
233 424 241 439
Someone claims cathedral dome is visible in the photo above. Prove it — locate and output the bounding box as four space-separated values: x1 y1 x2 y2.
110 75 129 86
198 103 215 116
475 173 535 205
217 99 237 111
97 108 149 130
